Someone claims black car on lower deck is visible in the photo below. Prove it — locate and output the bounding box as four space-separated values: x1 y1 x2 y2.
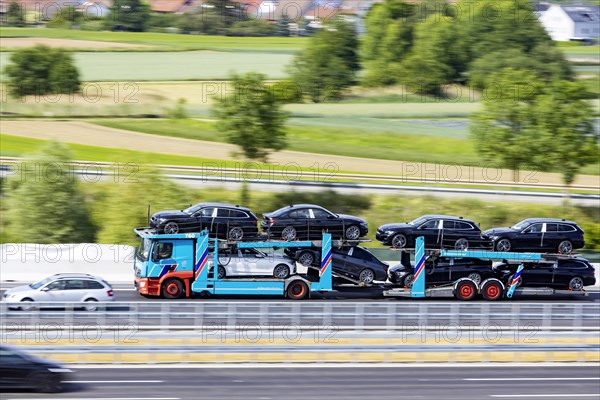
388 257 494 287
493 258 596 291
285 246 388 284
484 218 585 254
261 204 368 241
0 345 73 393
376 215 491 250
150 202 258 240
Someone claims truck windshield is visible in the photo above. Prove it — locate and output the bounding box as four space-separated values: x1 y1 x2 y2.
136 238 152 261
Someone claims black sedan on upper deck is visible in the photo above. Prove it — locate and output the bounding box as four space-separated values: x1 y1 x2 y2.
261 204 368 240
484 218 585 254
376 215 491 250
150 202 258 241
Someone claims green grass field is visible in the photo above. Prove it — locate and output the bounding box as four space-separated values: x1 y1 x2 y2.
0 28 307 52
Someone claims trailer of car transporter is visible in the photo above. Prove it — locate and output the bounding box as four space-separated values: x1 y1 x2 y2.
133 227 339 300
383 236 589 301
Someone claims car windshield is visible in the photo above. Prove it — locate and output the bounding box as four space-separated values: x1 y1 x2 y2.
511 220 530 230
136 238 152 262
183 203 204 214
409 216 429 226
29 277 52 289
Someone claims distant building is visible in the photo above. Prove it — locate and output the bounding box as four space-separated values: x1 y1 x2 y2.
79 0 111 18
539 4 600 41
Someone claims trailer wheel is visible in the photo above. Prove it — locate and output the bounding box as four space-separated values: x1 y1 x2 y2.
481 280 504 301
287 280 308 300
455 280 477 301
162 279 184 299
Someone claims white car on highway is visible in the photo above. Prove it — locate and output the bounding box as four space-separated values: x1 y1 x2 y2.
210 248 297 279
2 273 114 310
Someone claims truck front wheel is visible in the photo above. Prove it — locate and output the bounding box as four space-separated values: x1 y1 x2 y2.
162 279 185 299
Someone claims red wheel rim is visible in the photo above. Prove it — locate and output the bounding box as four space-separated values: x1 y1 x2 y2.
486 285 500 299
166 283 179 295
460 284 473 298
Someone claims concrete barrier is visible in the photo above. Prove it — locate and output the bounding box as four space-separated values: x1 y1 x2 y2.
0 243 135 283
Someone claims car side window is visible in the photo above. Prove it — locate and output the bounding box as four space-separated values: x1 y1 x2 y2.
216 209 230 218
0 349 27 364
311 209 331 219
84 280 105 289
442 220 455 229
456 222 473 230
292 209 310 219
65 280 86 290
153 242 173 261
525 224 543 233
559 224 575 232
44 280 65 291
546 223 558 232
230 210 247 219
420 220 439 229
196 207 215 217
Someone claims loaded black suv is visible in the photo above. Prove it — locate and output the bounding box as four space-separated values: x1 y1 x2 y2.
484 218 585 254
285 246 388 285
376 215 491 250
388 257 494 287
261 204 368 241
150 202 258 241
493 258 596 291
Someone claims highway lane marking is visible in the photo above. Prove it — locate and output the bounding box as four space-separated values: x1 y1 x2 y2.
466 377 600 381
490 395 599 398
62 381 164 384
7 398 180 400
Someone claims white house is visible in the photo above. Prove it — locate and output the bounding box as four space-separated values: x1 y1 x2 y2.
539 4 600 42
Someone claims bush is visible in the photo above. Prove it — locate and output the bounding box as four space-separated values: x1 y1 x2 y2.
4 46 80 98
227 20 277 36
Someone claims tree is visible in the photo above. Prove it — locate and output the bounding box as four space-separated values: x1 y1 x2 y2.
4 46 81 98
6 2 25 27
469 68 542 182
533 80 598 186
211 72 288 161
106 0 150 32
5 142 95 243
47 6 81 29
288 19 360 102
470 69 598 186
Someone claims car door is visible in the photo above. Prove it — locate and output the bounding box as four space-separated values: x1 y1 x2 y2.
234 249 260 276
429 258 451 283
212 208 231 238
192 207 216 234
63 279 88 301
541 223 559 251
289 208 311 239
38 280 68 301
441 220 458 246
417 219 442 247
311 208 339 238
332 248 351 276
522 263 555 286
519 223 544 251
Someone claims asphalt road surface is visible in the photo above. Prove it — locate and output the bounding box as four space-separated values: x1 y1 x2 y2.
2 365 599 400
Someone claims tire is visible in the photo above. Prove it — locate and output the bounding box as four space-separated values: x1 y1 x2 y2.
454 238 469 250
402 273 414 288
558 240 573 254
481 280 504 301
281 226 297 241
345 225 361 240
286 280 309 300
217 265 226 280
30 371 63 393
495 238 512 252
391 234 407 249
227 227 244 241
568 276 584 291
455 280 477 301
358 268 375 285
297 251 316 266
20 298 35 311
162 279 184 299
506 274 522 288
83 298 98 312
163 221 179 234
467 273 482 285
273 264 291 279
